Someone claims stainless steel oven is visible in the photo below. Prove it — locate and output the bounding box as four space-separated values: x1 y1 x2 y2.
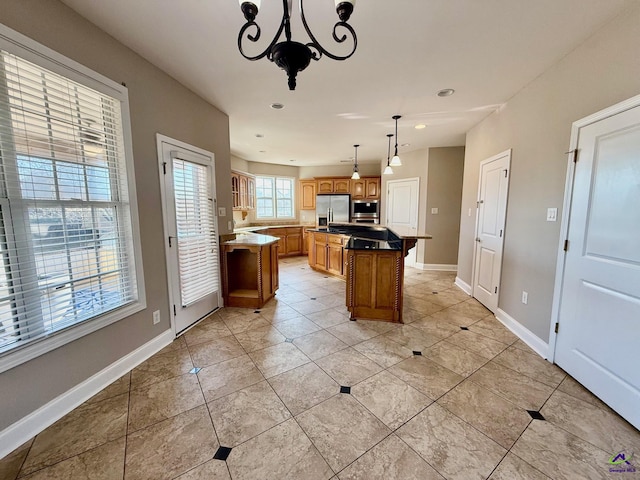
351 199 379 224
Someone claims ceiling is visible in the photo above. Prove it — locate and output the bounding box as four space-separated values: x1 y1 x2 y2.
60 0 634 166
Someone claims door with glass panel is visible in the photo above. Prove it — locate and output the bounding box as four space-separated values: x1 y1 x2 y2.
159 138 220 334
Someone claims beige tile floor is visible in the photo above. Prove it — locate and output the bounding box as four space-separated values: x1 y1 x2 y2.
2 257 639 480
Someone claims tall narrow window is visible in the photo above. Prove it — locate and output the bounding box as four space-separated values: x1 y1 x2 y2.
0 32 143 367
255 176 295 219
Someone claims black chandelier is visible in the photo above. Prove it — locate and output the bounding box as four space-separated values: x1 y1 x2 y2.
237 0 357 90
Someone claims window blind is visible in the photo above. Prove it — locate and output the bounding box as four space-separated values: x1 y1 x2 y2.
172 158 218 307
0 49 138 354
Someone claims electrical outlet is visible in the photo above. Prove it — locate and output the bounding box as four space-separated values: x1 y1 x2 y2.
468 208 472 217
152 310 161 325
228 220 233 230
521 291 528 304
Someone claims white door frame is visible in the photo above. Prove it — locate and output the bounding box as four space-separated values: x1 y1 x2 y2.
386 177 420 267
470 149 511 312
156 133 222 337
549 93 640 363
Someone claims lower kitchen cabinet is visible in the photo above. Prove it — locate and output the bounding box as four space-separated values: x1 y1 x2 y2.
309 232 348 278
264 227 303 257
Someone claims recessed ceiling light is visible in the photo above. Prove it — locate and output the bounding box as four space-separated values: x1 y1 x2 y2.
414 124 426 129
270 103 285 110
259 150 266 153
289 159 296 162
437 88 455 97
255 133 264 138
401 143 410 147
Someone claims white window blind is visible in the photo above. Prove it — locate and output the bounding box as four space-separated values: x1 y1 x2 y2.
0 48 139 356
172 157 218 307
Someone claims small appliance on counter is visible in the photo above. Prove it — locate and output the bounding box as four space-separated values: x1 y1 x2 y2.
316 194 350 226
351 199 379 224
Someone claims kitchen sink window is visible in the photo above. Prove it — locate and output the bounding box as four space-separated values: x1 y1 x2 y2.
255 176 295 219
0 27 145 371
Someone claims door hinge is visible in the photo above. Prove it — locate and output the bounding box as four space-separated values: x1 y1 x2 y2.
173 305 177 317
162 162 167 174
572 149 578 163
494 286 498 294
563 239 569 251
168 236 172 248
504 169 508 178
555 322 559 334
499 229 503 238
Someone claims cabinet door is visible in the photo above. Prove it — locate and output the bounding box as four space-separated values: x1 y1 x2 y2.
313 233 327 269
317 179 334 194
286 228 302 255
351 179 366 199
300 180 316 209
365 177 381 199
239 176 248 208
327 242 344 276
334 179 350 193
231 173 240 209
247 176 256 209
302 229 309 255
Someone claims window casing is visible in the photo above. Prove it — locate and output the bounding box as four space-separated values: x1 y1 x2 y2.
255 176 295 219
0 25 145 372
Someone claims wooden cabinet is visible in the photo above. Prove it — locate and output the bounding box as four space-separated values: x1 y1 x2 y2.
334 178 350 193
317 179 334 194
365 177 381 199
299 180 316 210
309 232 347 278
265 227 303 257
221 236 279 309
302 229 310 255
351 177 381 199
317 176 380 199
231 170 256 210
346 248 403 322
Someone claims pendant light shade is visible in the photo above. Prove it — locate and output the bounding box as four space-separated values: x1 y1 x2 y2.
383 133 394 175
351 144 360 180
390 115 402 166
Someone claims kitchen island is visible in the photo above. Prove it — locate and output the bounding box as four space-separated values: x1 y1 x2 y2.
220 233 280 309
309 224 431 323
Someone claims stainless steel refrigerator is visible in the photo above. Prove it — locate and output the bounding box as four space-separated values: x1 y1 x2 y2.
316 194 350 226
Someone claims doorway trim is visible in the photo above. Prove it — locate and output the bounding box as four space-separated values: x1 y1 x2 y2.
470 149 511 313
156 133 222 338
548 93 640 363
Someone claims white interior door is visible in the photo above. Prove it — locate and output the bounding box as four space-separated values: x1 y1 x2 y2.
472 151 510 312
158 136 221 334
555 101 640 429
386 178 419 267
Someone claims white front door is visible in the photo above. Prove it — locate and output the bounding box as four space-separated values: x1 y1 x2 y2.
472 150 510 312
386 178 420 267
158 136 221 335
554 100 640 429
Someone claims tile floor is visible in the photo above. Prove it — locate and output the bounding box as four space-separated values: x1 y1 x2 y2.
2 257 639 479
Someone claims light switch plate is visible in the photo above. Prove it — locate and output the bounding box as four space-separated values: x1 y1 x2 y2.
546 208 557 222
431 207 439 214
218 207 226 217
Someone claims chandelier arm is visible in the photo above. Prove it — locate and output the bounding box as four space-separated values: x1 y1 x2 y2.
237 17 287 61
299 0 357 61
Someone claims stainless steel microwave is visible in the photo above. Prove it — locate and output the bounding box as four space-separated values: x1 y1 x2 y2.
351 199 379 217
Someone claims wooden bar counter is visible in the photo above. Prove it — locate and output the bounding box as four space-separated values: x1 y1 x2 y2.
220 233 279 309
316 224 431 323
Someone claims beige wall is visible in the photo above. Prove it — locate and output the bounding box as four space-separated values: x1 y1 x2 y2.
0 0 231 430
425 147 465 266
299 163 380 178
458 4 640 343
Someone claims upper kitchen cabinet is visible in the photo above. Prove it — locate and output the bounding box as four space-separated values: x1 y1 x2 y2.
334 178 351 193
317 178 335 194
299 179 316 209
232 170 256 210
351 177 381 200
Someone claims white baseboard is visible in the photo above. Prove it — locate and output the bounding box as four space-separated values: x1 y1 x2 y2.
454 276 472 295
415 263 458 272
0 329 173 459
495 308 550 360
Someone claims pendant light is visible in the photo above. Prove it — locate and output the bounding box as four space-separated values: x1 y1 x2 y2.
390 115 402 166
383 134 394 175
351 144 360 180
